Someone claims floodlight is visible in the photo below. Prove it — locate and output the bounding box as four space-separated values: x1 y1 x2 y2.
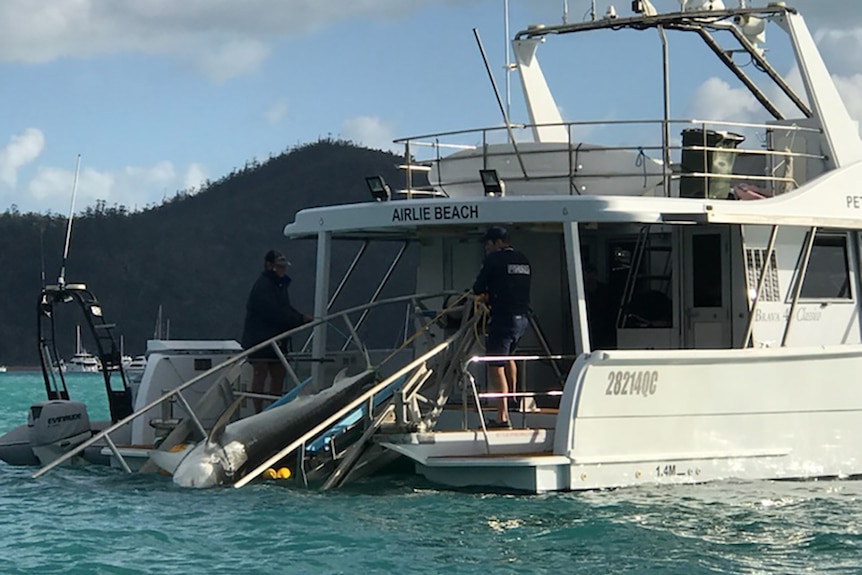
479 169 506 197
631 0 658 16
735 14 766 51
365 176 391 202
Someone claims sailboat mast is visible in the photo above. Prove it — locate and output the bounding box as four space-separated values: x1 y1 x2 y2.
154 305 163 339
58 154 81 287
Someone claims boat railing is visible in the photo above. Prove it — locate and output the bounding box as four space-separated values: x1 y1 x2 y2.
460 352 576 449
32 290 468 480
394 118 825 199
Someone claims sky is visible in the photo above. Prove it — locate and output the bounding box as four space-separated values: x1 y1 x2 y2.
2 0 862 215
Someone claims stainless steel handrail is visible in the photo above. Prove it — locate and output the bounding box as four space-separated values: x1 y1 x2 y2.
33 290 460 479
394 117 825 198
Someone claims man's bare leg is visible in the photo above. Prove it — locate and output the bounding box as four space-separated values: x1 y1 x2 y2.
265 362 287 406
504 359 518 414
488 364 509 423
251 362 268 413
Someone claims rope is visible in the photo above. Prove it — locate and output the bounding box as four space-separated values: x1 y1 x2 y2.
635 147 649 189
472 295 490 352
379 291 474 366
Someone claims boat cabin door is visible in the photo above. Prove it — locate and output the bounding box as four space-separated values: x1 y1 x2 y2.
682 227 732 349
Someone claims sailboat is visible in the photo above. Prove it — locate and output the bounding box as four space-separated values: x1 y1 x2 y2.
124 306 169 384
64 325 101 373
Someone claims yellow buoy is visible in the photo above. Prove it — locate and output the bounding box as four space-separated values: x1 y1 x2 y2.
276 467 291 479
262 468 278 480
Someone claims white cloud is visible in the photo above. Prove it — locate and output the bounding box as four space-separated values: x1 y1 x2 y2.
0 128 45 188
687 77 761 123
0 0 442 81
834 74 862 123
790 1 862 31
341 115 397 152
761 64 862 136
183 163 208 192
125 161 176 183
264 99 289 126
193 39 270 84
9 159 207 214
814 28 862 78
28 166 114 206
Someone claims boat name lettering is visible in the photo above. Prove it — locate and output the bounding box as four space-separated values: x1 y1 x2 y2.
847 196 862 209
391 205 479 222
605 370 658 397
47 413 82 425
754 307 821 322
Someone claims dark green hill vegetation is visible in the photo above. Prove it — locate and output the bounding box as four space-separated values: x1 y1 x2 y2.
0 140 418 366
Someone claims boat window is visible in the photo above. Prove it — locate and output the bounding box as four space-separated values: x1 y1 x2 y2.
692 234 723 307
799 234 851 300
194 358 212 371
744 248 780 302
614 231 673 328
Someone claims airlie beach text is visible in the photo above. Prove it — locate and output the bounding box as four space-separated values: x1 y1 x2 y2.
392 205 479 222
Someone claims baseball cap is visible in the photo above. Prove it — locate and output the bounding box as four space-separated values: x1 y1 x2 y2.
264 249 290 267
481 226 508 243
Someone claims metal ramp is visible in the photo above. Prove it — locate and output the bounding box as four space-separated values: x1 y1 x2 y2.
33 291 480 487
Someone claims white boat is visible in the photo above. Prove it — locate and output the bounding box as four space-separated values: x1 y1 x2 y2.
32 2 862 493
124 354 146 384
0 283 250 469
0 366 7 373
64 325 101 373
278 1 862 493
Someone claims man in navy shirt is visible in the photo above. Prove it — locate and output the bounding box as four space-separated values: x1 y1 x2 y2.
472 226 531 428
242 249 311 412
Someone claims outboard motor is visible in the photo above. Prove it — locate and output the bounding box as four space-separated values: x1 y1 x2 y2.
28 401 92 466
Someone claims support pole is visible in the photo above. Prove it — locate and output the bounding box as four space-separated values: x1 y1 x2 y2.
781 227 817 346
563 222 591 354
312 231 332 387
741 225 778 348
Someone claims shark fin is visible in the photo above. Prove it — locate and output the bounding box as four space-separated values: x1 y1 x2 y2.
207 394 244 446
331 367 349 384
149 443 195 474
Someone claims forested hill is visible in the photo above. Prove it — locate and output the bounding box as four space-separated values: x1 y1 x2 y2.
0 140 417 366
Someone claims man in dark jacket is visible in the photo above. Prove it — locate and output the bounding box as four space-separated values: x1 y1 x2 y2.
242 249 311 412
472 226 531 428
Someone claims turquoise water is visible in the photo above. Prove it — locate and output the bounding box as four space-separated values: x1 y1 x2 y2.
2 373 862 574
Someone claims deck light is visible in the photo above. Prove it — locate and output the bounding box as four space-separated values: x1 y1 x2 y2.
479 169 506 197
365 176 391 202
735 14 766 55
631 0 658 16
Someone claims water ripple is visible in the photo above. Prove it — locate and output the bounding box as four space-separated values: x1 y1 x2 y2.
4 376 862 573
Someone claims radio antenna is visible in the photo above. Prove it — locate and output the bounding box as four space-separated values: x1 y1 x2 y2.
58 154 81 288
503 0 512 119
39 225 46 287
473 28 528 178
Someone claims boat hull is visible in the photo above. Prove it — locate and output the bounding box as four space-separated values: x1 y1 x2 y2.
380 345 862 493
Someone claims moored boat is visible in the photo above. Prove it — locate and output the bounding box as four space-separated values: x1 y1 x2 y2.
64 325 101 373
0 283 248 469
33 2 862 494
277 1 862 493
